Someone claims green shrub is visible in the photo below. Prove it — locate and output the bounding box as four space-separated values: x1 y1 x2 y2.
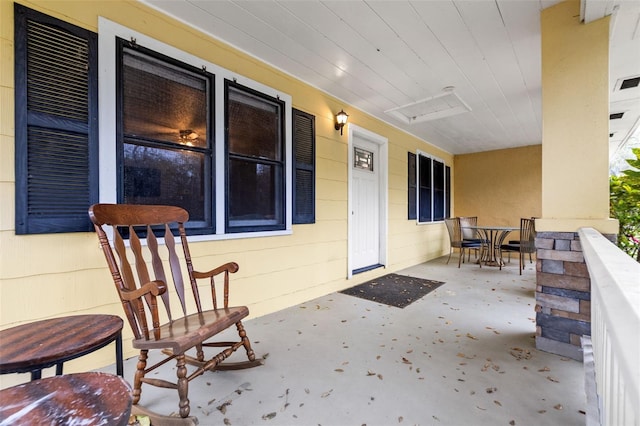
610 147 640 262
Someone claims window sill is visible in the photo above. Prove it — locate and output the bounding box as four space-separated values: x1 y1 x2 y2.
188 229 293 243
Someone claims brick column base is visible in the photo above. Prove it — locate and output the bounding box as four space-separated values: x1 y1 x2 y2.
535 231 616 361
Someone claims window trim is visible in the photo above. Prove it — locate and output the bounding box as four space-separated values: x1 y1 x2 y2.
98 18 292 241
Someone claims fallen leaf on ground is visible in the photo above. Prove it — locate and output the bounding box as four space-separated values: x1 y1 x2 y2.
262 412 276 420
457 353 476 359
510 347 532 360
494 400 502 406
466 333 478 340
217 401 232 414
554 404 563 410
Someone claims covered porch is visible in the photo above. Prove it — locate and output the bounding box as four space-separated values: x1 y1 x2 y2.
98 256 588 425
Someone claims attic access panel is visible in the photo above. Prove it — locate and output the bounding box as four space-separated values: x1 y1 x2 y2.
385 89 471 125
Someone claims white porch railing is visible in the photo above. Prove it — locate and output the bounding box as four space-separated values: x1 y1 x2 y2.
579 227 640 426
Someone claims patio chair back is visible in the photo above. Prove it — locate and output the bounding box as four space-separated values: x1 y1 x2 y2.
499 217 536 274
444 217 483 268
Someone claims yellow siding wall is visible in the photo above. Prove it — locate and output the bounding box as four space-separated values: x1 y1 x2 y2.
0 0 452 386
453 145 542 228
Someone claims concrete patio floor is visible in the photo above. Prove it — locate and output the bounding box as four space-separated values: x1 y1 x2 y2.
102 254 587 426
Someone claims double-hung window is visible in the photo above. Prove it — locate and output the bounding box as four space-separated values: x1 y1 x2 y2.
408 152 451 222
117 39 214 234
225 82 285 233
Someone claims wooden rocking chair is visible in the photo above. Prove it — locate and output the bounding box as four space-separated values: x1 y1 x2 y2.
89 204 262 420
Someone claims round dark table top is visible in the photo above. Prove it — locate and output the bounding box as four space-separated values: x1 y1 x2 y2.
0 314 123 375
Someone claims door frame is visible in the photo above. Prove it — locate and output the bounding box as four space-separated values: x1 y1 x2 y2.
347 124 388 279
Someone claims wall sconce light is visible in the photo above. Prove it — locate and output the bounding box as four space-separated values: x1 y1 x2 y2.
334 109 349 135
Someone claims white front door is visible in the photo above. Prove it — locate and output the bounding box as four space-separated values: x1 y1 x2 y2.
351 135 380 272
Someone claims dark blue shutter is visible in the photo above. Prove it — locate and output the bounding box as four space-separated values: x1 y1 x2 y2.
408 152 417 220
14 5 98 234
292 109 315 224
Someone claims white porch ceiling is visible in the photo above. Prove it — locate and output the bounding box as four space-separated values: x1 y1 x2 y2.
141 0 640 156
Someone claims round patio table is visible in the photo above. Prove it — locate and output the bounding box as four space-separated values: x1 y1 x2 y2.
0 314 123 380
463 225 518 266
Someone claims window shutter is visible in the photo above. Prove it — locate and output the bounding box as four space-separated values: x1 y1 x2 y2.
292 109 315 224
408 152 417 220
14 5 98 234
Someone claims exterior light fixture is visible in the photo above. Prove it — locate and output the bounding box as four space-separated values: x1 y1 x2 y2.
334 109 348 135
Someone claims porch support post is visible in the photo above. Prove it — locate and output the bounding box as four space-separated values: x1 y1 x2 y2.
536 0 618 360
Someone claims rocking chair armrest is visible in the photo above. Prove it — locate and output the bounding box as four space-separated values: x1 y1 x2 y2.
119 280 167 301
192 262 239 279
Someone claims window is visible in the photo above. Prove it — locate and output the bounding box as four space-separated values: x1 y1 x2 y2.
225 81 286 233
418 155 433 222
117 39 214 234
99 21 294 238
408 152 451 223
14 4 98 234
292 109 315 224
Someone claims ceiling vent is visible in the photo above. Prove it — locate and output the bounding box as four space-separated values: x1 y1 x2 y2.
385 87 471 125
614 75 640 91
610 112 624 120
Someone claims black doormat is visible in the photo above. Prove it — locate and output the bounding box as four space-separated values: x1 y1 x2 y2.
339 273 445 309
